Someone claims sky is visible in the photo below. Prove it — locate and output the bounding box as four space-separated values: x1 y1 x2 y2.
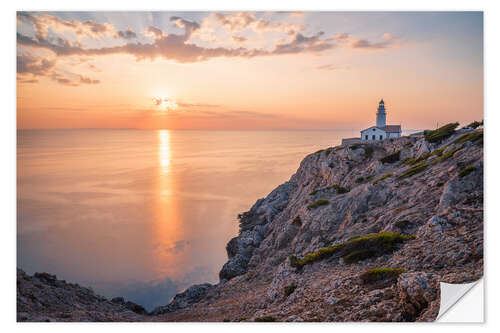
17 11 483 130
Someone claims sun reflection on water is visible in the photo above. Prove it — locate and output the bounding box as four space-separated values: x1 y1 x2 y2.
158 130 171 174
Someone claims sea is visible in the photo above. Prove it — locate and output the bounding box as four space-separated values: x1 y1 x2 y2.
17 129 366 310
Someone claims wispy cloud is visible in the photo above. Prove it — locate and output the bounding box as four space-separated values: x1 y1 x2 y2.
315 64 351 71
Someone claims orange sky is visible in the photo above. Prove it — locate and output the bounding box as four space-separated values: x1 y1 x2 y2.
17 11 483 130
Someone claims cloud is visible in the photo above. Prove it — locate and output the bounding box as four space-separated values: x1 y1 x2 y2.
145 26 163 39
17 12 117 40
213 12 255 33
177 102 221 108
17 52 101 86
170 16 200 37
17 12 406 66
273 31 336 54
212 12 301 35
79 75 100 84
17 54 56 76
116 28 137 39
351 33 400 49
315 64 350 71
232 35 247 43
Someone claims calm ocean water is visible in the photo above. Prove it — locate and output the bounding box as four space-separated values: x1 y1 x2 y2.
16 129 357 310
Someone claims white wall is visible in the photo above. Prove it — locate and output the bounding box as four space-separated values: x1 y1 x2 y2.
361 127 387 141
388 132 401 138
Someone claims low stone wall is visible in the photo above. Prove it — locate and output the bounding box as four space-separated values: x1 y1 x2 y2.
341 137 362 145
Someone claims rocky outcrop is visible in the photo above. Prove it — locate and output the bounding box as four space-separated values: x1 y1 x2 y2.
161 128 482 322
219 181 296 280
398 272 440 321
17 269 144 322
150 283 213 315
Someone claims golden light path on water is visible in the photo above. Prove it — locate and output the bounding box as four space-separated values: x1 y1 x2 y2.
153 129 185 278
159 130 171 175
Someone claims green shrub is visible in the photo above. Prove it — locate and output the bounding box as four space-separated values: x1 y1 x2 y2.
360 267 407 284
315 149 325 156
325 148 333 156
284 284 297 297
289 232 415 269
402 158 414 165
467 121 481 129
432 146 463 164
453 131 483 145
349 145 361 150
458 165 475 178
380 150 401 164
424 123 459 143
308 198 329 209
223 318 231 322
355 177 365 183
398 162 428 179
371 173 392 185
343 249 376 264
430 146 448 157
255 316 276 322
364 146 374 159
330 184 349 194
394 220 412 229
309 189 318 195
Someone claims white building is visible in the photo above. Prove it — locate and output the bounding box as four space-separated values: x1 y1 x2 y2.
360 99 401 141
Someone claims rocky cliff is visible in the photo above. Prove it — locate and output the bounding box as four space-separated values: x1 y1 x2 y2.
17 126 483 322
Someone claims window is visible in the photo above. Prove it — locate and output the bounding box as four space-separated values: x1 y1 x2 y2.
365 135 368 140
380 135 383 140
372 135 375 140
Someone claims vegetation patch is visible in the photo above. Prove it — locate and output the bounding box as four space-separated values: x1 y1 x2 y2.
467 121 482 129
394 220 412 229
289 232 415 269
284 284 297 297
398 162 428 179
325 148 333 156
343 249 376 264
453 131 483 145
380 150 401 164
363 146 374 159
330 184 350 194
309 189 318 196
371 173 392 185
424 122 459 143
360 267 406 284
431 146 463 164
355 177 365 183
349 144 361 150
307 198 330 209
458 165 476 178
255 316 276 322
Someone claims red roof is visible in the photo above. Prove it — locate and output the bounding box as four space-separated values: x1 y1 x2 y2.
379 125 401 133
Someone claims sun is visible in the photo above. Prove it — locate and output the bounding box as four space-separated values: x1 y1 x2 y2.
153 96 178 111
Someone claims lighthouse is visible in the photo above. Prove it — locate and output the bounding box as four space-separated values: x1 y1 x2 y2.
376 99 386 127
358 99 402 141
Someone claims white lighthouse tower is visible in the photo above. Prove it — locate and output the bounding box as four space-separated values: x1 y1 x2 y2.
376 99 386 127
